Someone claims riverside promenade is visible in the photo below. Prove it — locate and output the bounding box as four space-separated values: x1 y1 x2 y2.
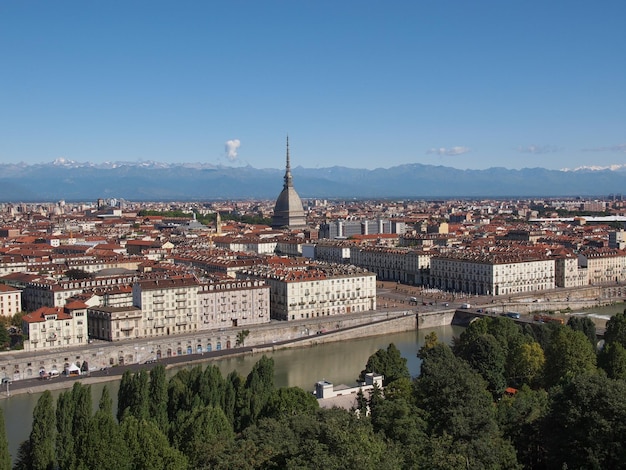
2 281 623 397
1 305 417 398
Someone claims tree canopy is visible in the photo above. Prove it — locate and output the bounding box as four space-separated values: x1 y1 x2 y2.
10 309 626 470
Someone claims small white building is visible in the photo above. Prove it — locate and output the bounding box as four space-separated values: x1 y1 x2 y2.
315 373 384 413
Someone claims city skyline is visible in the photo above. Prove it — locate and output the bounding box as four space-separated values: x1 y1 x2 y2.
1 1 625 171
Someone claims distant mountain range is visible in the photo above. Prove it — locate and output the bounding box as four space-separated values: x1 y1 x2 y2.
1 159 625 202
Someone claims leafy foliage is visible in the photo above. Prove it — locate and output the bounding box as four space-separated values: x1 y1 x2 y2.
543 326 597 387
542 374 626 469
359 343 410 385
0 408 9 470
567 315 597 346
604 310 626 348
11 310 626 470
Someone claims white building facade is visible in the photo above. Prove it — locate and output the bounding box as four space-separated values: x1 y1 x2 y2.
240 263 376 321
430 252 555 296
22 304 87 352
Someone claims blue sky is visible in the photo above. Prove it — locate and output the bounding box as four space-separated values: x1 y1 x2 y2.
1 1 625 171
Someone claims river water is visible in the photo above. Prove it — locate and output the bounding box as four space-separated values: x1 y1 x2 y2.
0 324 462 463
3 301 625 462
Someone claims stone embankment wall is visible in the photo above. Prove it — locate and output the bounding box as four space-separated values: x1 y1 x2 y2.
419 285 624 329
0 310 416 382
3 284 622 382
254 312 417 353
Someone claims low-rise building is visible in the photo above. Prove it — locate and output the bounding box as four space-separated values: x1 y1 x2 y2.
22 303 88 351
0 284 21 317
87 305 143 342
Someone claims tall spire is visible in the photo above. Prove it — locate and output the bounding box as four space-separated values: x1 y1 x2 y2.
284 134 293 188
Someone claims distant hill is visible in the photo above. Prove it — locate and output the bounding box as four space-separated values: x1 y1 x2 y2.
0 160 624 201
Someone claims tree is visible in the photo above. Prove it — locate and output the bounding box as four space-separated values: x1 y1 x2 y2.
414 343 497 440
64 269 93 280
12 440 32 470
10 311 25 329
148 364 169 433
598 341 626 380
261 387 319 420
239 356 275 429
55 389 76 470
455 332 507 397
422 331 439 351
413 343 519 468
117 370 134 421
0 326 9 350
0 407 10 470
604 310 626 348
221 408 398 469
543 327 597 388
120 416 188 470
359 343 410 386
29 391 56 470
508 340 545 387
496 385 549 468
567 316 597 347
70 382 92 465
542 374 626 469
236 329 250 347
172 405 234 468
82 387 131 470
118 370 149 421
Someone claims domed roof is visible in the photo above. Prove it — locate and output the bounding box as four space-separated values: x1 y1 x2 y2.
271 137 307 230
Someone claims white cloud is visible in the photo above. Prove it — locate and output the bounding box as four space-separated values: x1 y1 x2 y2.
518 145 559 154
426 146 470 156
225 139 241 161
583 144 626 153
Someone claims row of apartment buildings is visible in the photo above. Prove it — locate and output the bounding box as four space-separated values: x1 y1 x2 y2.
17 258 376 352
306 241 626 296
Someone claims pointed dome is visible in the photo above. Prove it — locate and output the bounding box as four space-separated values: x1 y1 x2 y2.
271 137 307 230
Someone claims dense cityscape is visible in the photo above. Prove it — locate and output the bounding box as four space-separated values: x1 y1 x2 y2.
1 155 626 361
1 149 626 359
2 156 626 468
3 0 626 467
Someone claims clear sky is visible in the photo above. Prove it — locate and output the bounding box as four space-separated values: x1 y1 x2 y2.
1 1 625 171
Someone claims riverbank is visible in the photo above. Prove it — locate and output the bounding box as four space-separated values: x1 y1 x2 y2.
4 282 623 398
2 311 417 398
